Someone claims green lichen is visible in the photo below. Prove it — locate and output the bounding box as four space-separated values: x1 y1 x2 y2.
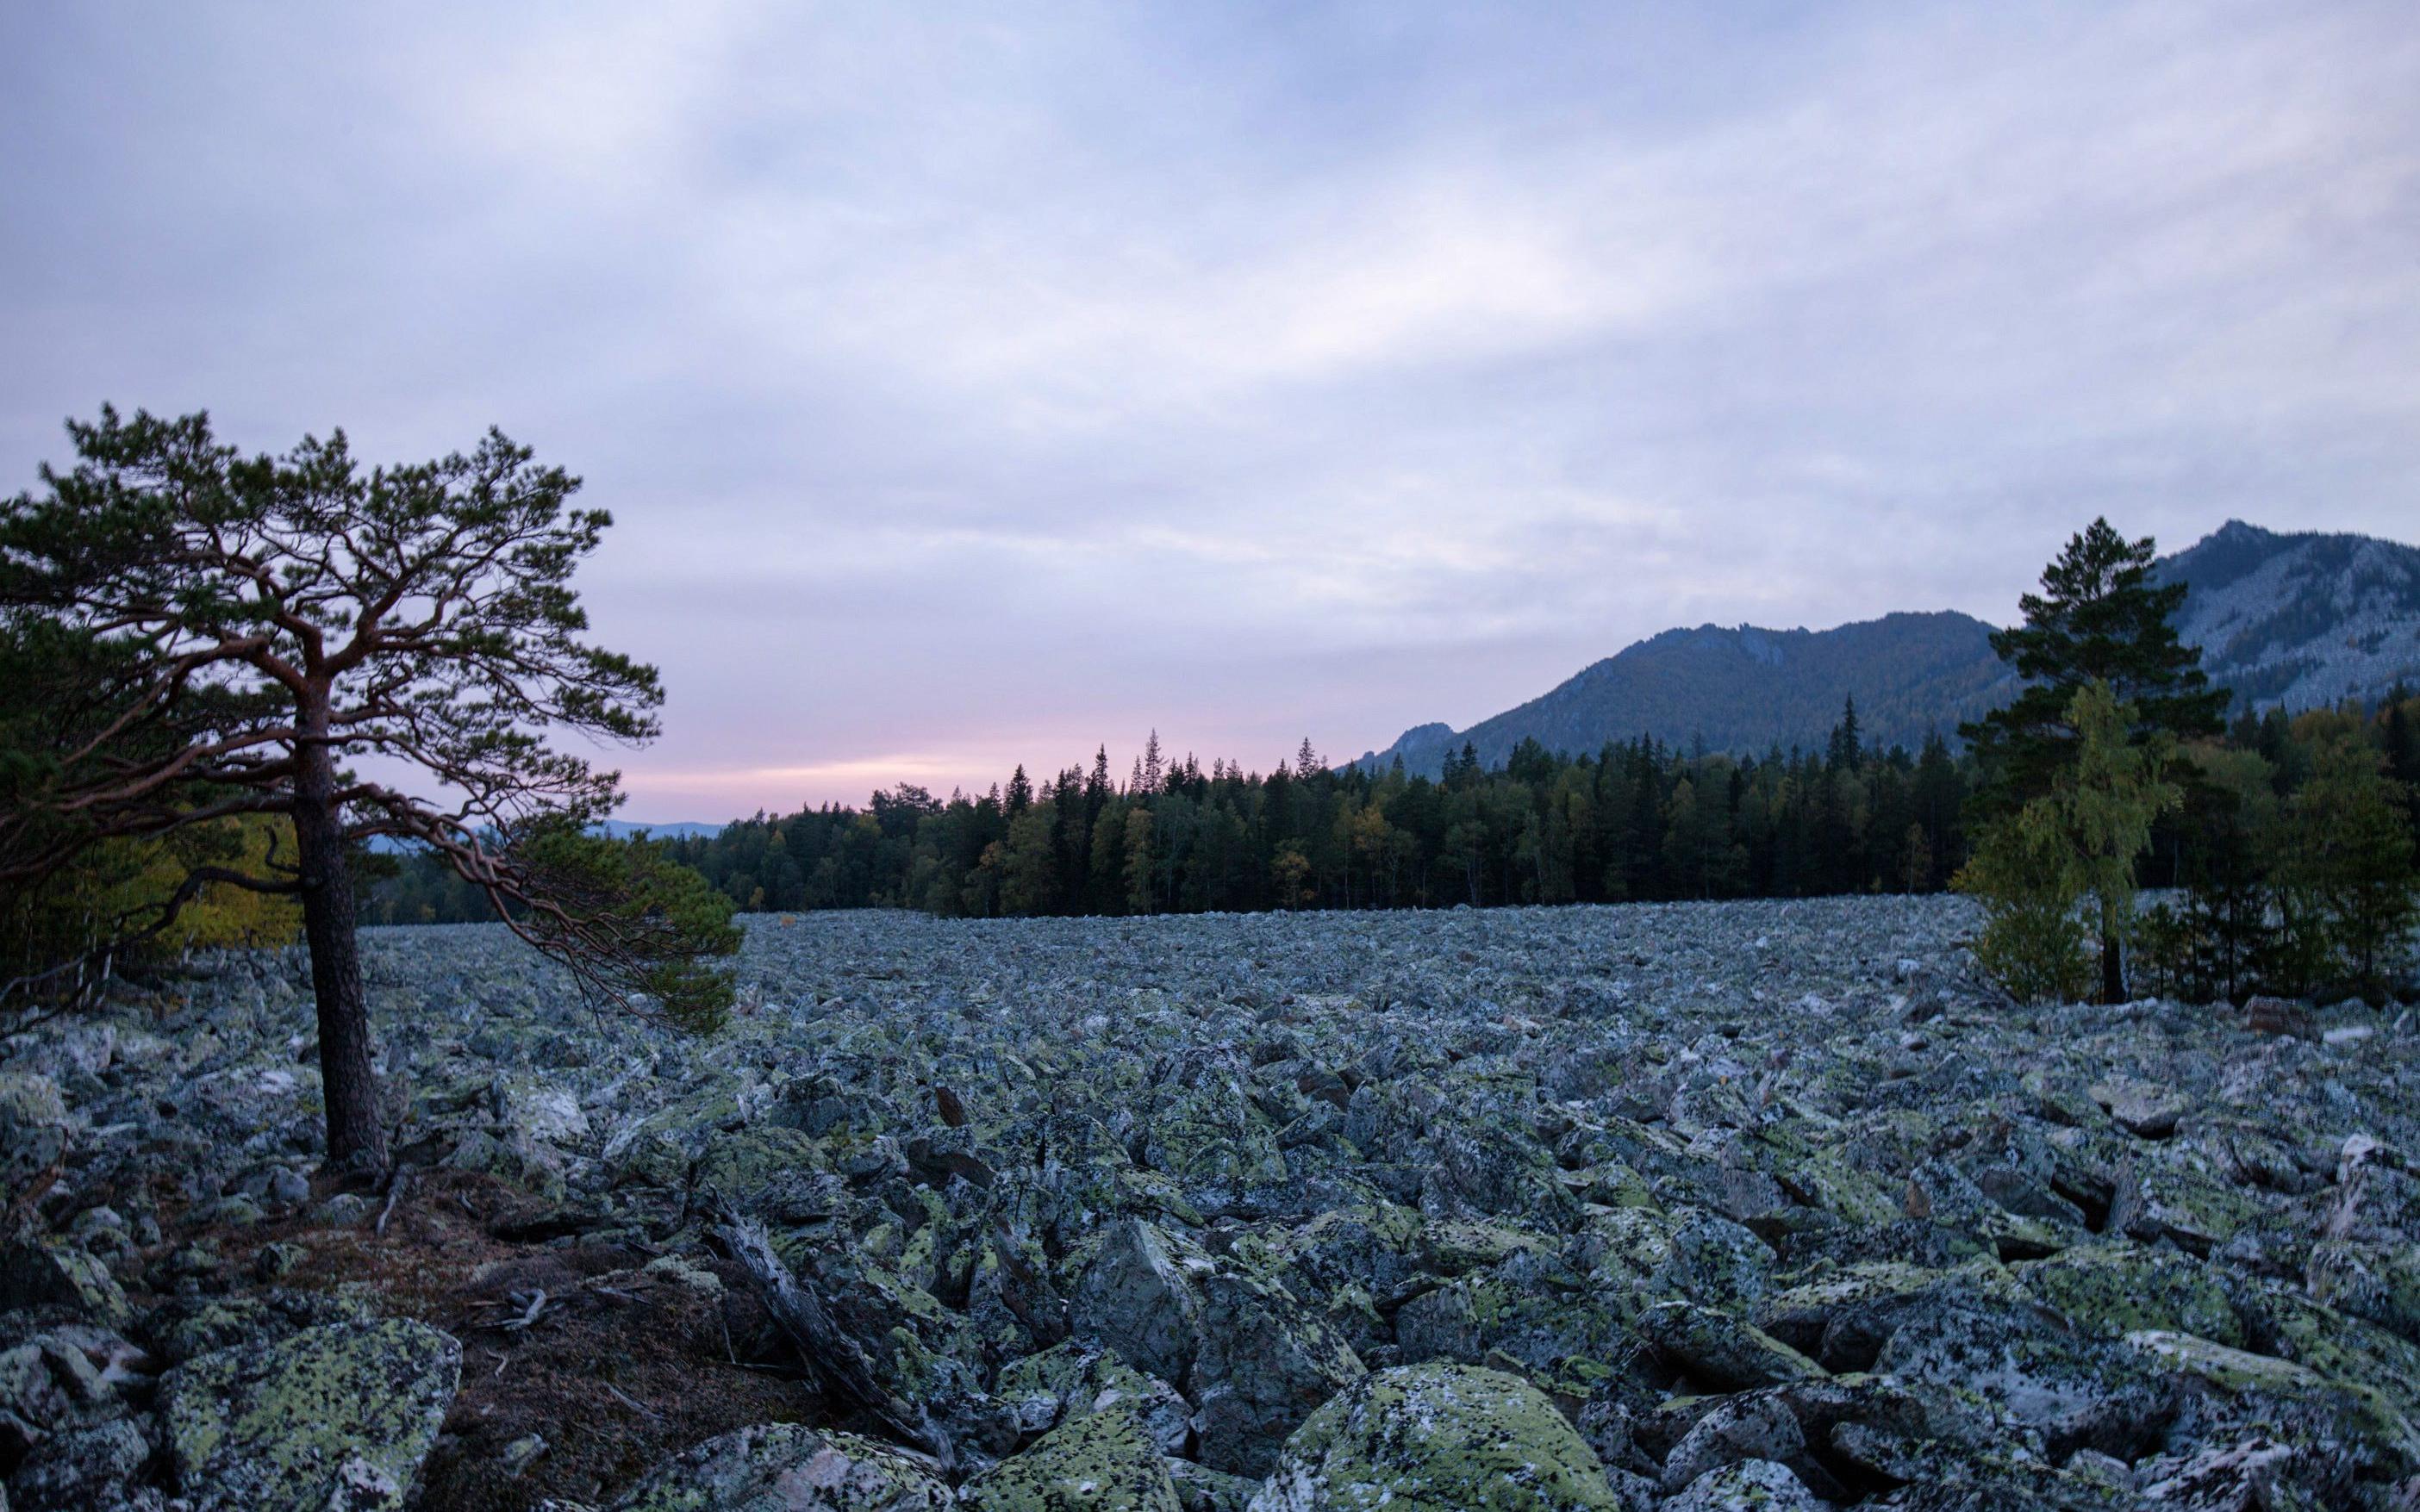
2017 1246 2242 1347
961 1405 1182 1512
160 1318 460 1512
1255 1363 1625 1512
611 1422 952 1512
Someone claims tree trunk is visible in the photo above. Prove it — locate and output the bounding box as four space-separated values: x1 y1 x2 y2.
294 736 388 1172
2099 922 2126 1005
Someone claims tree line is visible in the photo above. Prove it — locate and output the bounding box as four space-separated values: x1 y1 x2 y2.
367 519 2420 1009
9 394 2411 1178
365 713 1974 924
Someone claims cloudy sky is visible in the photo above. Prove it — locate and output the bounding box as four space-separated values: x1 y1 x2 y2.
4 3 2417 819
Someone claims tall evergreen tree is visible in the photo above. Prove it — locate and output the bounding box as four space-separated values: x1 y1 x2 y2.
1964 519 2226 808
1963 520 2223 1000
0 409 737 1169
1826 694 1862 772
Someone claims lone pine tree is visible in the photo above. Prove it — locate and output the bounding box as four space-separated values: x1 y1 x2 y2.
1963 519 2224 1000
0 408 737 1170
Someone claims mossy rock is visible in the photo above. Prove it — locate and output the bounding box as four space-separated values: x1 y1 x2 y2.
2305 1240 2420 1346
159 1318 461 1512
960 1405 1182 1511
995 1341 1191 1454
608 1422 954 1510
2017 1246 2242 1347
0 1239 130 1328
694 1124 826 1204
2124 1329 2420 1475
1250 1362 1626 1511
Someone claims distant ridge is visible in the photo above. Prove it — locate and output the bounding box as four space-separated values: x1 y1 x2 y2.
1359 611 2013 778
1358 520 2420 778
365 818 722 855
2156 520 2420 712
595 819 724 841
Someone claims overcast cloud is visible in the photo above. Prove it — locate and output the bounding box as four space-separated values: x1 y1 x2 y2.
4 3 2417 818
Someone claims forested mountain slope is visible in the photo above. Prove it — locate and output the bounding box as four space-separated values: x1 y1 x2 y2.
1361 520 2420 775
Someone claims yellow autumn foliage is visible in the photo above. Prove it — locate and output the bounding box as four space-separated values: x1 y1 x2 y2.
3 815 302 988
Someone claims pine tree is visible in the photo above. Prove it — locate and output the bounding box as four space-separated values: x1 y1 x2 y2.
1964 519 2225 809
1964 521 2220 999
0 409 737 1168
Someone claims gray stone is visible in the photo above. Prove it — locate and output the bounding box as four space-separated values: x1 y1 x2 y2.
605 1422 953 1511
158 1318 461 1512
1660 1392 1806 1493
1249 1363 1623 1512
1663 1458 1826 1512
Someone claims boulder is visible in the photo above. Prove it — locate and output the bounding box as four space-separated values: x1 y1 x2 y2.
1249 1363 1624 1512
1637 1301 1825 1391
1662 1459 1826 1512
158 1318 460 1511
7 1415 152 1512
959 1405 1182 1511
1658 1392 1806 1494
995 1341 1192 1456
605 1422 954 1511
1073 1221 1210 1385
1187 1270 1365 1478
1875 1303 2171 1459
0 1242 128 1328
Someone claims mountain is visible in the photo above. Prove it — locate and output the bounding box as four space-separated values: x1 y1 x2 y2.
2155 520 2420 712
596 819 724 841
365 818 723 854
1359 611 2016 777
1358 520 2420 777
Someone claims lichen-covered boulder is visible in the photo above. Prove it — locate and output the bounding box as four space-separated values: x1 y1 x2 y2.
1166 1457 1263 1512
1637 1301 1825 1391
1248 1363 1625 1512
1188 1269 1366 1478
1073 1220 1212 1385
1657 1392 1806 1494
2305 1239 2420 1346
144 1287 376 1367
605 1422 954 1511
996 1341 1192 1456
1874 1303 2171 1459
8 1415 153 1512
959 1405 1182 1511
158 1317 461 1512
0 1240 129 1327
2124 1328 2420 1479
2016 1245 2242 1348
1661 1458 1825 1512
0 1070 69 1190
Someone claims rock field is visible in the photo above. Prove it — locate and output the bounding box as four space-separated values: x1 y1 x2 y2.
3 897 2419 1509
